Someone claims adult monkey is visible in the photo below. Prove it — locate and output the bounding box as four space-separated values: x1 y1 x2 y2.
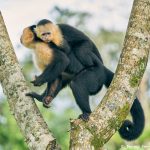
21 19 145 141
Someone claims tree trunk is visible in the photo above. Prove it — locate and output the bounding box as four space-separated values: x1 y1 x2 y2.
0 12 59 150
0 0 150 149
70 0 150 149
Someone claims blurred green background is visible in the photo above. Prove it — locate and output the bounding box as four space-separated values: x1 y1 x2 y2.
0 1 150 150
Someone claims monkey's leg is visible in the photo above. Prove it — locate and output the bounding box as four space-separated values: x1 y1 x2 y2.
43 75 71 107
70 72 91 121
26 92 44 102
70 67 104 121
26 83 51 102
70 79 91 121
42 79 61 107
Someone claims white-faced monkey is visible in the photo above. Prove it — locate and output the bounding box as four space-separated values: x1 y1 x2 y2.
20 19 145 141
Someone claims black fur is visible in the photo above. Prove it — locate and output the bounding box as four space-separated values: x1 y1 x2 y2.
31 42 70 86
27 21 145 141
37 19 53 26
119 98 145 140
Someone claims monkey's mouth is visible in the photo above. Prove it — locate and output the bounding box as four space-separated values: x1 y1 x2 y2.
41 34 52 43
41 37 51 43
44 39 51 42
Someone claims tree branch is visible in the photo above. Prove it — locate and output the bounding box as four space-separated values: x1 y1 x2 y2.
70 0 150 149
0 12 59 150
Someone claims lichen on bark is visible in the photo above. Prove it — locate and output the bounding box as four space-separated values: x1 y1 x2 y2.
0 0 149 149
130 57 147 87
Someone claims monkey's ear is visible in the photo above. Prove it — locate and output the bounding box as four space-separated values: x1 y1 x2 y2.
34 27 41 39
30 25 36 31
34 27 37 33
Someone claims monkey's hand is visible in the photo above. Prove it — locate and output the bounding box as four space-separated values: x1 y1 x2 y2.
31 75 46 86
42 95 54 108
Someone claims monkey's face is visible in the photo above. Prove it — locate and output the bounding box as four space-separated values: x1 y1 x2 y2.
20 27 35 48
35 23 55 43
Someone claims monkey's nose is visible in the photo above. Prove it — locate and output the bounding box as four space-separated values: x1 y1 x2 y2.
42 32 51 36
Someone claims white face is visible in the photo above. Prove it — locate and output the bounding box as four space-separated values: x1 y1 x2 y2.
40 32 51 42
35 23 54 42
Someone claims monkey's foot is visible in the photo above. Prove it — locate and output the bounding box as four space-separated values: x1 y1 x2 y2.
43 96 53 108
78 113 90 121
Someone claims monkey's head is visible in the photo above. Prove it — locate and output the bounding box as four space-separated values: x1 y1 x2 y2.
34 19 54 43
20 25 36 48
35 19 62 45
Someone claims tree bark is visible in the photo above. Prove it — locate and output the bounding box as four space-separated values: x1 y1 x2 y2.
0 0 150 149
0 12 59 150
70 0 150 149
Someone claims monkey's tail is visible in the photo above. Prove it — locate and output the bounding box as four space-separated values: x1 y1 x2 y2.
119 97 145 140
104 67 145 141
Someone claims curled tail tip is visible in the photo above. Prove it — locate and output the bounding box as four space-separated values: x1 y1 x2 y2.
119 119 145 141
119 97 145 141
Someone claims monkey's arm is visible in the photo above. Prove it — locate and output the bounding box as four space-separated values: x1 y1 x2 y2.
27 75 71 107
26 80 60 107
42 78 64 107
60 39 71 54
42 73 73 106
31 50 70 86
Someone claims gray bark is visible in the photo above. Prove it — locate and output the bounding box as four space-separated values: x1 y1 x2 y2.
70 0 150 149
0 12 59 150
0 0 150 149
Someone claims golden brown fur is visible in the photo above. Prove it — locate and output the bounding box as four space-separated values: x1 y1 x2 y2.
20 27 35 48
34 42 53 71
21 27 53 71
35 23 63 46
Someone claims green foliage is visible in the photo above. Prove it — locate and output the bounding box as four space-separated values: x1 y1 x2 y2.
120 146 144 150
1 5 150 150
105 126 150 150
0 99 77 150
39 106 77 150
0 100 27 150
137 128 150 144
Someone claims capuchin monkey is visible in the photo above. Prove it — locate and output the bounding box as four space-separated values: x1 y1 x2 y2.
20 19 145 141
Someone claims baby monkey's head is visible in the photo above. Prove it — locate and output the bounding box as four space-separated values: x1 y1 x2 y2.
35 19 55 43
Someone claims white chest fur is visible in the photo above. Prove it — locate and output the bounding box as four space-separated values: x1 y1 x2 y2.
33 42 53 71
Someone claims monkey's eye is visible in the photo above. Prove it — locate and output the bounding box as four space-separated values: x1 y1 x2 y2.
46 32 51 35
41 32 51 36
